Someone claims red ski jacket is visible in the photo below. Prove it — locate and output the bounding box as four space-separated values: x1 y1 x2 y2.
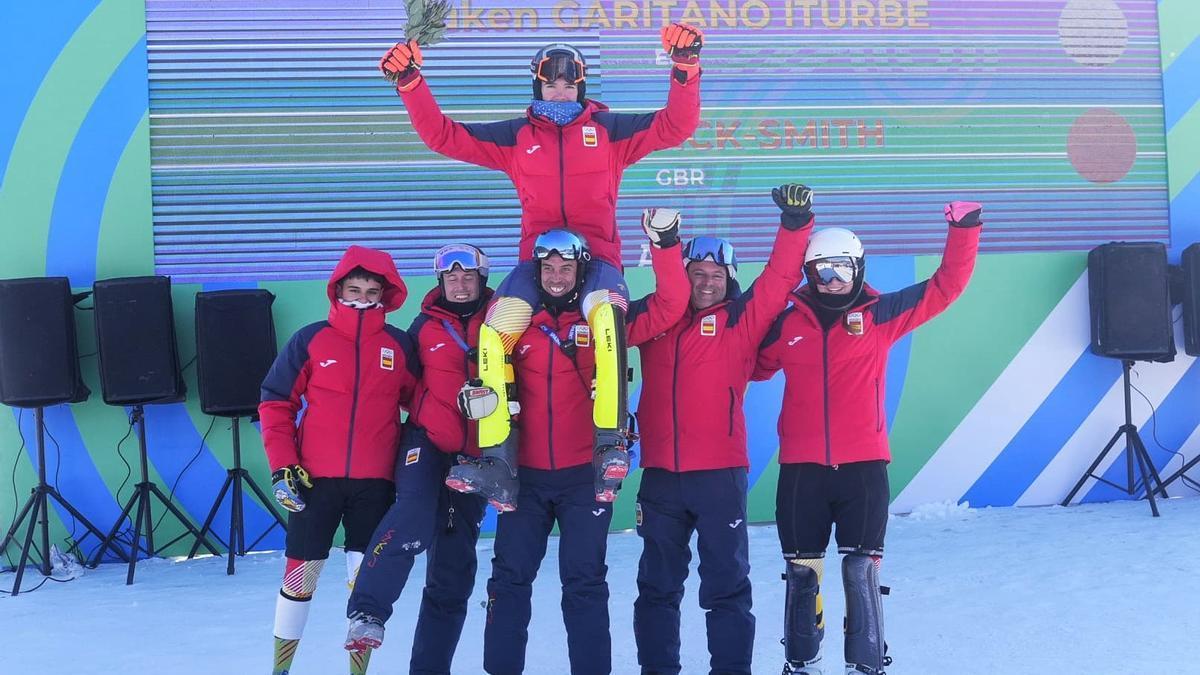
398 74 701 268
407 286 493 457
753 224 981 466
512 242 690 470
259 246 420 480
635 222 812 473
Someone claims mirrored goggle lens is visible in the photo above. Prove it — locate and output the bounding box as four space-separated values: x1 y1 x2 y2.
686 237 735 266
434 247 483 273
806 257 857 285
533 231 585 260
536 53 585 84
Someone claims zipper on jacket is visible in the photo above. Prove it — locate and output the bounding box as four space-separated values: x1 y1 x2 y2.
822 326 832 466
547 319 557 470
671 325 686 471
558 127 568 226
727 387 735 436
345 311 365 477
874 377 882 432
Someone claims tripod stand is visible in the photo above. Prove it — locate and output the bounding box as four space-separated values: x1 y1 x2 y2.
0 407 127 595
89 405 221 583
1061 360 1170 517
187 416 287 574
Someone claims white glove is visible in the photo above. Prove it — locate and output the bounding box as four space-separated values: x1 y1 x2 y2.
457 380 499 420
642 208 681 248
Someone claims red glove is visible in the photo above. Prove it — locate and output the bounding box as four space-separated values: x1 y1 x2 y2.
380 40 424 91
945 201 983 228
661 24 702 84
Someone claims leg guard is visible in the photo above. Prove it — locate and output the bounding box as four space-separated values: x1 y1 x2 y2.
842 554 886 675
584 294 630 502
784 558 825 668
273 558 326 674
475 318 524 449
349 648 372 675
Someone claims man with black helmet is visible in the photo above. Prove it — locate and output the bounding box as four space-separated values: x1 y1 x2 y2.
754 202 984 675
482 211 690 675
342 244 492 672
631 185 817 675
378 25 704 512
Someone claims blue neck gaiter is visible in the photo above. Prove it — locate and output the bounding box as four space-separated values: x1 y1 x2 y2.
531 100 584 126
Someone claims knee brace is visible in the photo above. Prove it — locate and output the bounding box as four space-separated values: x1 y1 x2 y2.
274 557 326 640
842 553 886 674
583 291 628 431
783 557 824 665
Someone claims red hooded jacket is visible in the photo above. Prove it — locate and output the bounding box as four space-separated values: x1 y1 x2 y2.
635 222 812 473
259 246 420 480
407 286 493 457
512 242 690 470
399 73 701 268
753 224 981 466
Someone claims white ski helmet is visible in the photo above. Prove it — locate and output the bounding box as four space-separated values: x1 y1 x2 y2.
804 227 864 264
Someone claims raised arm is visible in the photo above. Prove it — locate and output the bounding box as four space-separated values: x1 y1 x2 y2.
627 208 690 345
874 201 983 343
731 185 815 348
381 40 516 172
604 24 703 166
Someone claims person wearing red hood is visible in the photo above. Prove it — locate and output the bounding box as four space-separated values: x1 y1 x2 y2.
259 245 420 675
753 202 983 675
379 25 704 512
343 244 494 672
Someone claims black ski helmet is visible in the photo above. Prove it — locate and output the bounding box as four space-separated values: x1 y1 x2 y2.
530 43 587 102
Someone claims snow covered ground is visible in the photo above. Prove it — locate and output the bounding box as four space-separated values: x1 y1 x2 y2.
2 496 1198 674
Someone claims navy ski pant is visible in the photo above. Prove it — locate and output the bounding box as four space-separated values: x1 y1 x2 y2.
484 464 614 675
633 467 754 675
348 426 485 675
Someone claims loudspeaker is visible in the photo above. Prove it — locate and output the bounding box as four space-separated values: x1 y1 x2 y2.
0 277 90 408
1087 242 1174 362
1183 243 1200 357
195 289 277 417
93 276 186 405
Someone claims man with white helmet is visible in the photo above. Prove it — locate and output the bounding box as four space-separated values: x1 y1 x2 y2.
754 201 984 675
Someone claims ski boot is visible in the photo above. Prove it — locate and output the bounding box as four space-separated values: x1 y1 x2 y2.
782 655 823 674
345 611 385 653
445 433 520 512
593 428 631 502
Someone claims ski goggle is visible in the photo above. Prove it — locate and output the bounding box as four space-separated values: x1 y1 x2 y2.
434 244 489 277
805 256 858 285
533 229 589 261
532 46 586 84
683 236 738 272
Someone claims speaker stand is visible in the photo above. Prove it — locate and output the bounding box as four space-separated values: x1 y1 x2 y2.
1157 453 1200 494
0 408 127 595
89 406 221 583
1061 360 1170 516
187 416 287 574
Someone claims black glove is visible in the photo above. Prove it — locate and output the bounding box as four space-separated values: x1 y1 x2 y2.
772 184 814 230
271 464 312 513
945 201 983 228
